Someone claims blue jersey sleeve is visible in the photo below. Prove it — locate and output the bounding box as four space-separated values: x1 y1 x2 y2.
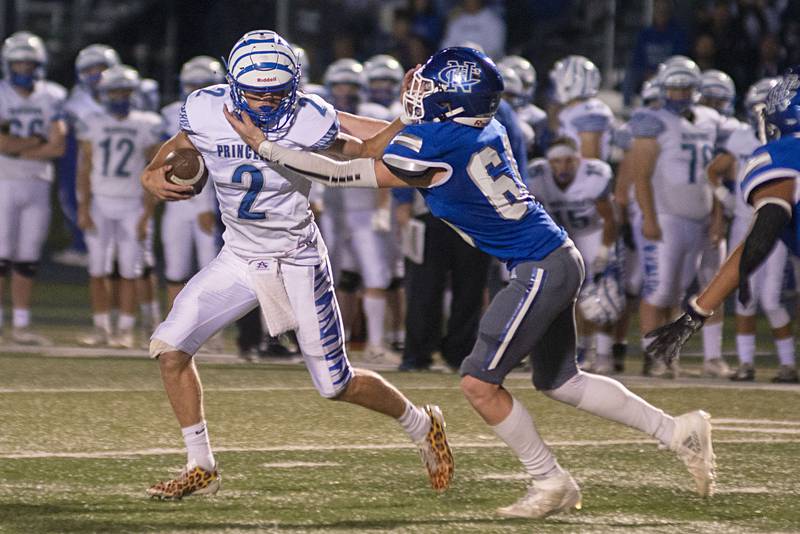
383 125 453 183
629 110 666 138
740 143 800 206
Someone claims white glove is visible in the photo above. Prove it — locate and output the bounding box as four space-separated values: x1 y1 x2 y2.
371 206 391 233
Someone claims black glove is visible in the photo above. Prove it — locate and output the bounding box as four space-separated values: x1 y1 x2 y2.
644 302 709 365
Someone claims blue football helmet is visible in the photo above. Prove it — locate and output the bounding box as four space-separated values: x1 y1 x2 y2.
225 30 300 137
763 67 800 140
402 47 503 126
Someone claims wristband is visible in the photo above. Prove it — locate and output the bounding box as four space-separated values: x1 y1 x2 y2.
688 296 713 319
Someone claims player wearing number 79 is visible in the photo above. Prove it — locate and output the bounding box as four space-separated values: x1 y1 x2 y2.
226 46 717 518
140 30 453 500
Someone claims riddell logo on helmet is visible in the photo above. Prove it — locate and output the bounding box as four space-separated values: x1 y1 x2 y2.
257 76 278 83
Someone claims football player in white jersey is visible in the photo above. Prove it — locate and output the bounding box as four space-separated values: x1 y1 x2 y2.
56 44 121 267
160 56 222 308
321 58 399 363
498 55 546 156
76 65 163 349
626 57 728 377
530 137 619 373
364 54 404 118
140 31 452 499
705 77 797 382
549 55 614 160
0 31 66 345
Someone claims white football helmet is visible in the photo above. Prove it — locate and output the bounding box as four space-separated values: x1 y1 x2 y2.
549 55 600 105
134 78 160 112
225 30 300 136
75 44 120 87
364 54 403 107
700 69 735 115
656 56 701 113
97 64 140 115
640 78 661 105
2 31 47 88
498 64 525 108
324 58 364 112
498 55 536 101
745 77 781 139
578 246 626 326
180 55 224 97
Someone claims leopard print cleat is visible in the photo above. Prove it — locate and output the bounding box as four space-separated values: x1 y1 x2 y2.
417 405 454 492
147 461 221 500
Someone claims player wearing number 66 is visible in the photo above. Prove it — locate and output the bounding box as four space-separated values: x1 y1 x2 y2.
141 30 454 500
226 46 718 518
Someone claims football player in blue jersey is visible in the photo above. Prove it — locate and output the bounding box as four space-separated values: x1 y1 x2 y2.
645 68 800 371
226 46 717 518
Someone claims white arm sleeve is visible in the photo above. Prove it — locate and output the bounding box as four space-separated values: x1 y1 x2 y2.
258 140 378 188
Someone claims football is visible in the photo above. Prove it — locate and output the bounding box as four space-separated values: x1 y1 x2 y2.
164 148 208 195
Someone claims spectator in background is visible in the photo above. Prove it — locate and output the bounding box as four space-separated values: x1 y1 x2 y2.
408 0 445 53
389 8 434 68
693 33 717 71
752 33 784 83
440 0 506 59
624 0 688 106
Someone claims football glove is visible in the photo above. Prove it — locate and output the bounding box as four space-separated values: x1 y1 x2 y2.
644 298 711 365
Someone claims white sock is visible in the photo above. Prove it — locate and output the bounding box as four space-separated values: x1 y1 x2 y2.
94 313 112 334
149 300 161 322
775 336 796 367
702 322 723 361
398 401 430 443
118 313 136 332
12 308 30 329
596 333 613 364
491 397 561 480
363 295 386 348
182 421 215 470
544 372 675 446
736 334 756 365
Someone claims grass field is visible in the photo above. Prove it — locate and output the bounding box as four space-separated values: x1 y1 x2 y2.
1 350 799 533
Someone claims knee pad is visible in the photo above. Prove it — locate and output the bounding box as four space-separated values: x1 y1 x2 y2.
0 259 9 276
149 338 181 359
12 261 39 278
387 276 404 291
338 270 362 292
766 307 791 329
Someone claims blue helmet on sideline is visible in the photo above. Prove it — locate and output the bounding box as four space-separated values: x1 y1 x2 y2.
764 66 800 139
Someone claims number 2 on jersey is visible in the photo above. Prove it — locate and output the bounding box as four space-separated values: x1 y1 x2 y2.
232 164 266 220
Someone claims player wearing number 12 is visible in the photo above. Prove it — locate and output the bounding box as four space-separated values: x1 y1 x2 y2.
228 46 718 519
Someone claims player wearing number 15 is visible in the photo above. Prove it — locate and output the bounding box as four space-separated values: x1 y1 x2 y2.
75 65 163 348
230 46 717 518
0 31 66 345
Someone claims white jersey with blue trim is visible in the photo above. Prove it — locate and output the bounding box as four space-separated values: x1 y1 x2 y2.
76 108 163 198
628 104 722 220
557 97 614 160
328 101 393 212
383 119 566 268
180 85 338 263
721 119 761 220
161 100 216 214
64 84 103 125
0 79 66 182
740 135 800 256
529 158 612 238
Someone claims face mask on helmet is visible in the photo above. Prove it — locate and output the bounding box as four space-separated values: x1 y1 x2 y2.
662 85 696 114
104 90 133 116
368 80 398 107
9 61 38 90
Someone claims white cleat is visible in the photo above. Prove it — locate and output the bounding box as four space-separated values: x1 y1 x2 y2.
11 327 52 346
110 329 136 349
671 410 716 497
362 344 402 366
702 358 732 378
497 470 582 519
78 327 110 347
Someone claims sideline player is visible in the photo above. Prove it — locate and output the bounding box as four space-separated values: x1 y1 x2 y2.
228 46 717 518
141 31 453 499
646 69 800 382
160 56 222 308
0 32 66 344
498 55 546 156
76 65 162 348
529 137 619 374
705 77 797 383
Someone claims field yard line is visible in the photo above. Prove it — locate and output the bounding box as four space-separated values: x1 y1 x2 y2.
1 436 798 460
715 426 800 434
713 418 800 426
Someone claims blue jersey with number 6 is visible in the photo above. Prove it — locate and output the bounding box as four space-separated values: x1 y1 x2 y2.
740 135 800 256
180 84 339 264
383 120 566 268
